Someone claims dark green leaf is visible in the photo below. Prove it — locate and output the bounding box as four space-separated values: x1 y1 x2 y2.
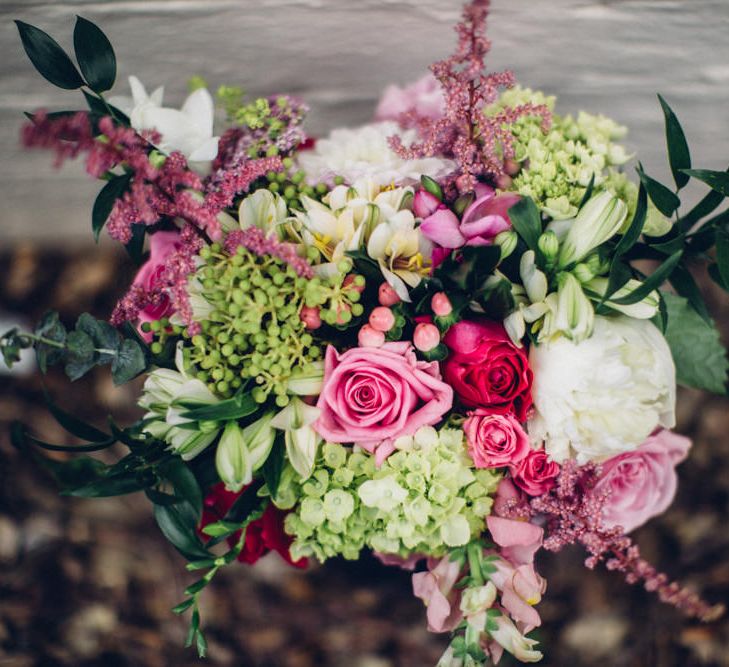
715 230 729 291
610 250 682 305
224 482 264 524
73 16 116 92
15 21 85 89
578 172 596 210
34 311 67 373
508 197 542 251
657 95 691 190
661 292 728 394
178 391 257 421
64 329 96 380
637 166 680 217
154 502 211 561
669 264 711 323
111 339 147 385
76 313 120 363
172 598 195 615
614 182 647 258
69 472 146 497
82 90 130 125
44 389 111 442
22 431 114 453
600 260 632 304
126 223 147 264
145 488 182 505
679 188 725 232
161 458 203 515
261 434 285 499
682 169 729 197
92 172 132 242
708 263 729 291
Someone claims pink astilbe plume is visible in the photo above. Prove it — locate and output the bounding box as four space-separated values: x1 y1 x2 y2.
224 227 314 279
389 0 551 192
524 461 725 623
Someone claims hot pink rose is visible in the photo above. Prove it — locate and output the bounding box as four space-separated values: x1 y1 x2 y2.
594 429 691 533
510 449 560 496
375 73 445 122
419 187 520 249
443 319 533 421
314 342 453 464
464 410 530 468
132 230 181 339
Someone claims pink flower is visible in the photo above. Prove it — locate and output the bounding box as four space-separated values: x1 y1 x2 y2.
375 74 445 122
419 189 520 249
314 343 453 463
132 230 182 338
594 429 691 533
487 515 543 567
443 319 533 421
510 449 560 497
412 555 463 632
413 189 443 218
464 411 530 468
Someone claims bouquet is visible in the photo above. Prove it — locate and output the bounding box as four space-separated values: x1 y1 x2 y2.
4 1 728 663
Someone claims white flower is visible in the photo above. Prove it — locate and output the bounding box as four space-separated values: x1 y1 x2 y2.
489 615 543 663
110 75 219 164
215 413 276 492
296 121 454 186
271 397 322 479
528 315 676 463
238 188 288 237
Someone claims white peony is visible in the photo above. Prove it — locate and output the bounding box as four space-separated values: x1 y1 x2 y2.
296 121 454 186
528 315 676 463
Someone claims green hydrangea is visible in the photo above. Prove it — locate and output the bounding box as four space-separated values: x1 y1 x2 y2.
486 87 633 219
280 427 501 563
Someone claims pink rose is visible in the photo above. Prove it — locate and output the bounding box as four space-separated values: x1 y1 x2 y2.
375 73 445 122
464 410 530 468
132 230 181 339
443 319 533 421
420 188 520 249
594 429 691 533
510 449 560 496
314 342 453 463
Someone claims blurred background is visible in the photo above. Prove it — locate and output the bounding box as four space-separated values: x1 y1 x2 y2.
1 1 728 665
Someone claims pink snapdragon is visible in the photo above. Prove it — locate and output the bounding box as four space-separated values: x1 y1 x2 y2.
412 554 463 632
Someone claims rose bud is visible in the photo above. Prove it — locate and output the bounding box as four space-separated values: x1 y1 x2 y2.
378 282 401 307
369 306 395 332
413 322 441 352
358 324 386 348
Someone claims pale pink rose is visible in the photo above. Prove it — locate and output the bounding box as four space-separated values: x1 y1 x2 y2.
132 230 181 339
594 429 691 533
314 343 453 463
375 73 445 122
464 410 531 468
420 189 520 249
412 555 463 632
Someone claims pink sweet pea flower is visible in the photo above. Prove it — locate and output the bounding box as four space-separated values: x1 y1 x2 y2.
132 230 181 340
314 342 453 464
593 429 691 533
412 555 463 632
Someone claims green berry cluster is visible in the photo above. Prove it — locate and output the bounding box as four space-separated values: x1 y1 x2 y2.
282 428 501 563
184 242 324 405
142 318 183 356
263 159 344 212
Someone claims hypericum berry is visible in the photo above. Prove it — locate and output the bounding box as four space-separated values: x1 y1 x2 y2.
300 306 322 330
358 324 385 348
413 322 441 352
369 306 395 332
431 292 453 317
378 282 400 307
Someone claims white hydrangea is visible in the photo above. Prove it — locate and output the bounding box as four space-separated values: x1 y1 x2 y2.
528 315 676 463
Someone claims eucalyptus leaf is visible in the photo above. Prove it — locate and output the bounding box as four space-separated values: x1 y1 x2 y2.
111 338 147 385
64 329 96 380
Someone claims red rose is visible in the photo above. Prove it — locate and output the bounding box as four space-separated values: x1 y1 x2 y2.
510 449 560 496
442 320 533 421
199 483 307 568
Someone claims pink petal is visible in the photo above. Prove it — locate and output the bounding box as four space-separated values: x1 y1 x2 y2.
420 209 466 248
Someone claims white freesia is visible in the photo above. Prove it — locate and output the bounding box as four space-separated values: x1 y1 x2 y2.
297 121 454 186
110 75 219 165
529 315 676 463
489 615 543 663
271 397 321 479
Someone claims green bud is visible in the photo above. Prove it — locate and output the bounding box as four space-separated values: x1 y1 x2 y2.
494 230 518 259
420 174 443 200
537 230 560 262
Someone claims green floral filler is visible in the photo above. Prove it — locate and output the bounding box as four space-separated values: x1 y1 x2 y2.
283 427 501 562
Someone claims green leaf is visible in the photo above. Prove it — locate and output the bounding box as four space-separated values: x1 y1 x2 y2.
111 339 147 385
637 166 681 217
201 520 242 538
682 169 729 197
577 172 596 210
161 458 203 515
125 223 147 265
679 188 725 232
73 16 116 92
15 21 85 89
600 260 632 304
64 330 96 380
196 629 208 658
172 598 195 615
261 434 285 499
614 182 647 258
508 197 542 251
154 502 211 561
68 472 146 497
92 173 132 242
34 311 67 373
178 391 258 421
708 263 729 292
658 95 691 190
21 431 114 453
661 292 728 394
44 390 111 442
610 250 682 305
715 230 729 291
669 264 711 323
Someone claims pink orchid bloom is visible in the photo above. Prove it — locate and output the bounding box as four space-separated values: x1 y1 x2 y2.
412 555 463 632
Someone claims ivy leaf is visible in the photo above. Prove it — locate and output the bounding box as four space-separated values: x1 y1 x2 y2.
658 94 691 190
637 165 680 217
73 16 116 93
111 339 147 385
508 197 542 251
15 21 85 89
92 173 132 242
682 169 729 197
661 292 728 394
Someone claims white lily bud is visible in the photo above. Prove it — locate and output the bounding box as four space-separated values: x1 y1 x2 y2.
537 230 559 264
460 582 498 616
238 188 288 237
244 412 277 471
286 361 325 396
558 192 628 268
494 230 518 259
215 421 254 492
271 397 322 479
519 250 548 304
541 273 595 343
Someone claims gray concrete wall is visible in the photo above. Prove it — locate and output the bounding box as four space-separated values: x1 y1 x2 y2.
1 0 728 244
